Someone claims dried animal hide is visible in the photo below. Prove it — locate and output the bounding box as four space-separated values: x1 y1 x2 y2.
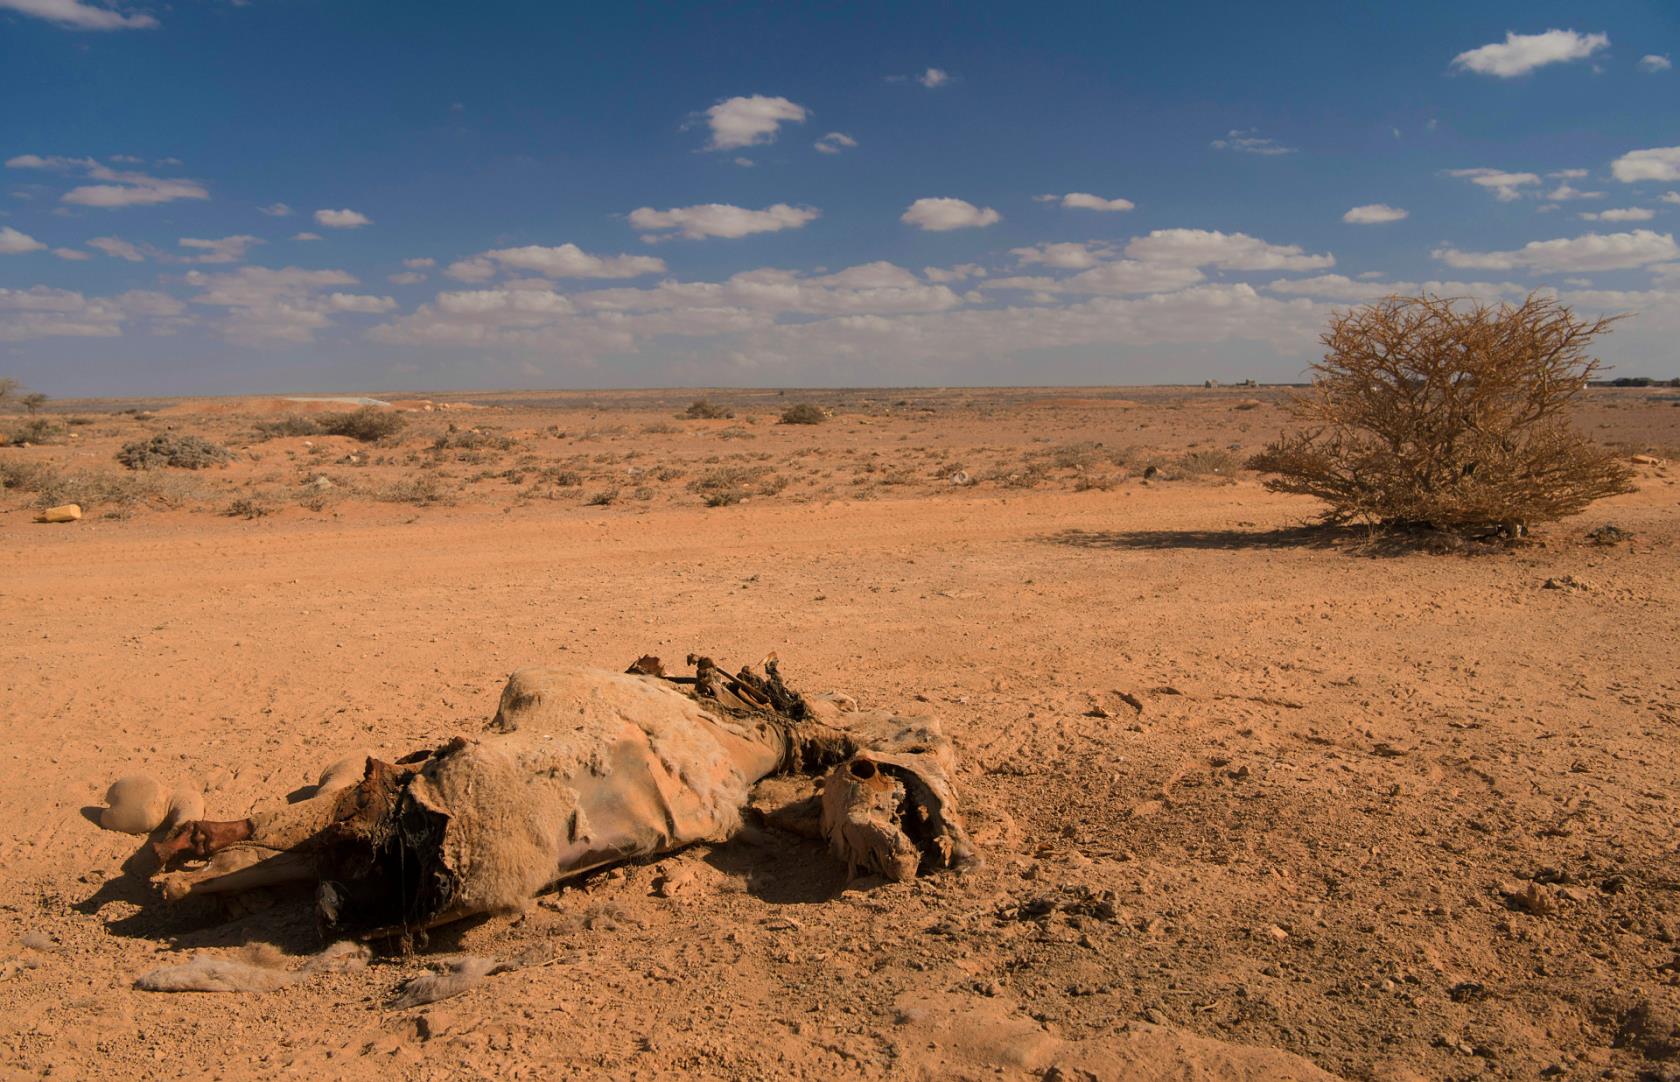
146 655 975 939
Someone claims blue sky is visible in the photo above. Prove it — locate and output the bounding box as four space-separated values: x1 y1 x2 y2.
1 1 1677 395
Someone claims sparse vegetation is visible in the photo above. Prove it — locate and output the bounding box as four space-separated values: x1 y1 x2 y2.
252 415 324 440
116 433 232 470
7 418 63 445
779 403 827 425
684 398 734 420
317 407 406 443
1249 294 1635 537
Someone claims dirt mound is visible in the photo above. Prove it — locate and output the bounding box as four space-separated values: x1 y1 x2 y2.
158 396 391 417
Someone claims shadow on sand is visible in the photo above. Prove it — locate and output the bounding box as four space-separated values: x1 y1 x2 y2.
1041 525 1504 558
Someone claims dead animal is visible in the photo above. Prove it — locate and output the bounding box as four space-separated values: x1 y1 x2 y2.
141 654 975 940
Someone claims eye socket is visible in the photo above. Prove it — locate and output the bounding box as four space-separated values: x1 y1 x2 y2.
848 760 878 780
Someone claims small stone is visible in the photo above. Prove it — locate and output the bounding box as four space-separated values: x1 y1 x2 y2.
1632 454 1661 465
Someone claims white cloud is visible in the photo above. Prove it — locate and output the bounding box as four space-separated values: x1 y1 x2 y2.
388 271 427 285
1546 182 1605 200
314 208 372 228
1123 228 1334 271
88 235 145 261
991 261 1207 296
52 247 89 260
1665 192 1680 205
1638 54 1672 73
6 153 207 207
703 95 807 151
901 197 1000 231
1433 230 1679 272
1047 192 1136 212
403 257 435 269
1579 207 1655 222
917 68 950 88
1451 29 1608 77
1210 129 1295 156
292 232 323 241
1010 242 1112 270
1611 147 1680 183
178 234 261 264
0 285 181 340
184 265 366 343
630 203 819 241
481 242 667 277
0 0 157 30
814 132 857 155
258 202 293 217
1342 204 1408 224
445 257 495 282
0 226 45 254
922 263 987 283
1265 274 1526 303
1446 168 1541 201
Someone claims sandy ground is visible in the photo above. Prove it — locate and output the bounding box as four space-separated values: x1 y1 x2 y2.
1 388 1678 1080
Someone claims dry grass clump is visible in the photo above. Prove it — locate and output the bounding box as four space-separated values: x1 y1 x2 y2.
116 433 231 470
1249 294 1634 537
2 459 200 512
251 415 322 440
431 425 514 454
687 465 786 506
320 407 406 443
377 473 454 506
684 398 734 420
779 403 827 425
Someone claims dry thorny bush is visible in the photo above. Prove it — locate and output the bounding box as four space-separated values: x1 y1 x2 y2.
1249 294 1634 538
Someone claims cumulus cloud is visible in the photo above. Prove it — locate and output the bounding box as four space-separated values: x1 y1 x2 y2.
630 203 819 241
52 247 90 260
1637 54 1672 73
1546 181 1605 200
1451 29 1608 77
917 68 950 88
0 0 157 30
922 263 987 283
1265 274 1526 303
702 95 807 151
0 286 181 340
184 265 382 343
389 271 427 285
479 242 666 277
1432 229 1679 272
6 154 208 207
88 235 144 261
1666 192 1680 205
314 208 371 228
258 202 293 217
814 132 857 155
987 261 1207 297
1342 204 1408 224
1037 192 1135 212
1611 147 1680 183
178 234 261 264
1579 207 1654 222
403 257 435 269
445 257 495 282
1210 129 1295 156
0 226 46 254
1010 242 1112 270
1123 229 1334 271
901 197 1001 231
1446 168 1541 201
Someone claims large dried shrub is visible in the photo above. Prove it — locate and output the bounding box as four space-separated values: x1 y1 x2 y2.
117 432 231 470
1249 294 1633 536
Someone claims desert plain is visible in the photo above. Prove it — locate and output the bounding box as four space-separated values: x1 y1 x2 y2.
1 384 1678 1081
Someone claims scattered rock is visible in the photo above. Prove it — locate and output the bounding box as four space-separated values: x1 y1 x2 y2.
1502 881 1557 916
1542 575 1592 592
36 504 81 524
1587 523 1632 545
1632 454 1662 466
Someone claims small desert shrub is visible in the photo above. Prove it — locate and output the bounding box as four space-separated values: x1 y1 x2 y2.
252 415 322 440
779 403 827 425
431 425 514 454
585 488 618 506
1030 442 1104 471
2 459 196 511
117 433 231 470
318 407 406 443
225 497 270 519
1249 295 1635 536
7 418 63 445
378 473 453 506
643 422 680 435
1176 448 1237 477
685 398 734 420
